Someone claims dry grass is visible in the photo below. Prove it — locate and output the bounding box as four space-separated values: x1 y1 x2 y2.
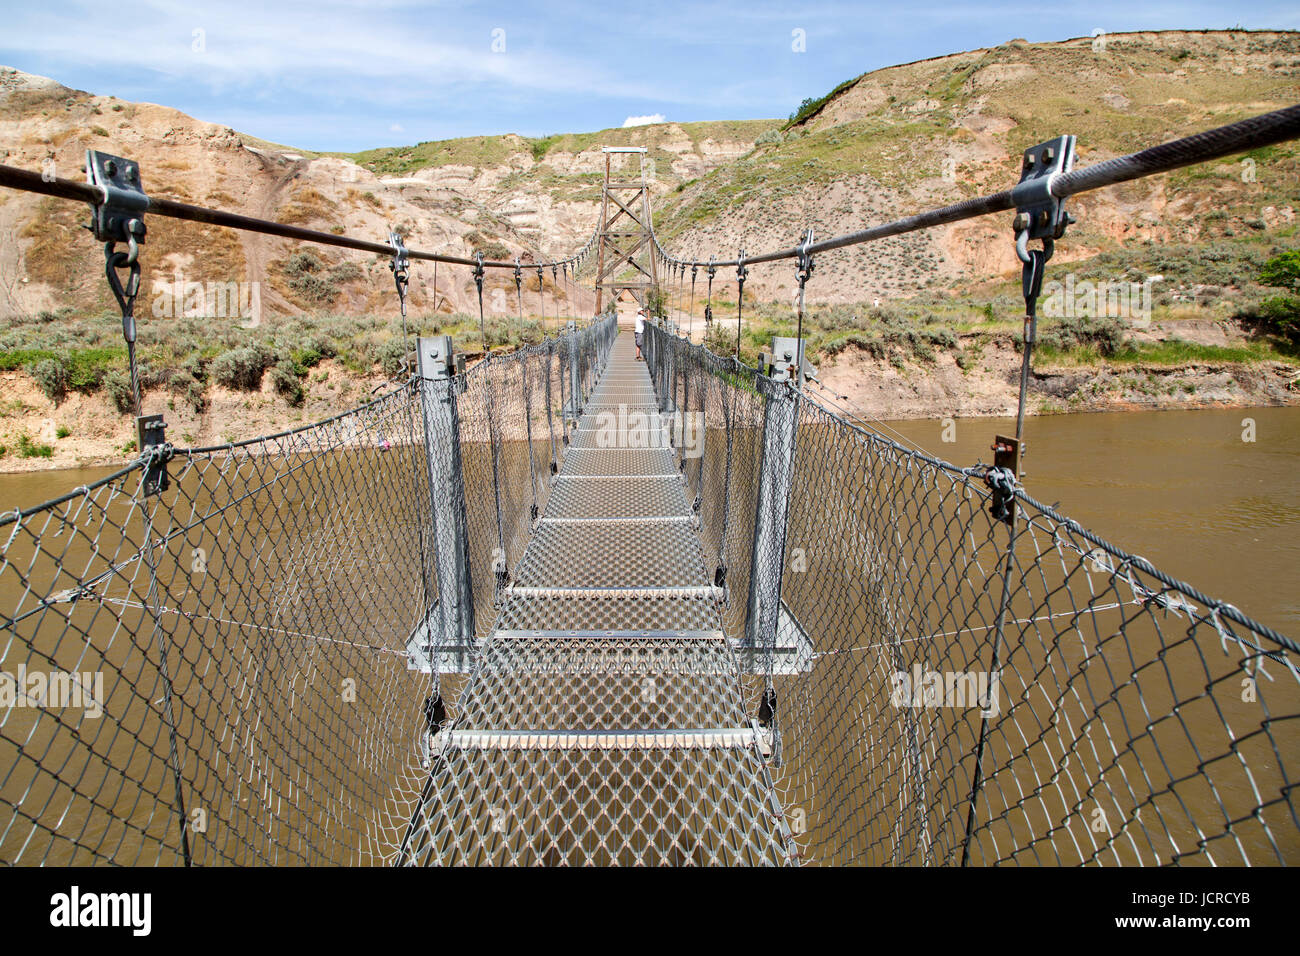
18 198 85 286
280 187 337 225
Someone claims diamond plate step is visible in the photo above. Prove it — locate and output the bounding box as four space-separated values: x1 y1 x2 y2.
560 447 677 476
496 591 720 631
513 521 709 587
544 476 690 519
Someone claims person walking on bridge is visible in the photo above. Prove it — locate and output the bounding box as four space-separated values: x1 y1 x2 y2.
635 308 646 360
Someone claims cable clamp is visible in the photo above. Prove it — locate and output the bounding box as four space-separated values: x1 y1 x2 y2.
1010 135 1076 246
984 435 1022 525
86 150 147 261
983 465 1018 525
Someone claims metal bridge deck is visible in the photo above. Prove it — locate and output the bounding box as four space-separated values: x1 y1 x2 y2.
402 331 792 865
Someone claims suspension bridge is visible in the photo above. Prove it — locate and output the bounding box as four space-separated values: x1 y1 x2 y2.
0 106 1298 866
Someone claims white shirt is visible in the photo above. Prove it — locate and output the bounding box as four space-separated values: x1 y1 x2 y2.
634 314 645 333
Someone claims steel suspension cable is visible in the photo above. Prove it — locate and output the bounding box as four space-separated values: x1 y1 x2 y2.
0 163 598 272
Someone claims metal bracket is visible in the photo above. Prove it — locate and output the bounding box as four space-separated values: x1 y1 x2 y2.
986 435 1022 525
419 335 467 394
86 150 148 252
136 414 169 496
992 434 1021 478
1011 135 1076 246
420 335 455 381
763 337 817 387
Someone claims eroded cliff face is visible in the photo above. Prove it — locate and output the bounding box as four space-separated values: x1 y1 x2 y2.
5 31 1297 318
1 30 1297 470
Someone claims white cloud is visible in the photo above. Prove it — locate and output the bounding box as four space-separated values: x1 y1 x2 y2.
1 1 679 106
623 113 665 128
389 123 404 133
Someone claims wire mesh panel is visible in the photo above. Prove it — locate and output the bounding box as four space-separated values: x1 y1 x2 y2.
1 384 435 865
643 321 1300 866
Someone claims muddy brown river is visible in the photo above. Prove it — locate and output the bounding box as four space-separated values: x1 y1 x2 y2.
879 406 1299 635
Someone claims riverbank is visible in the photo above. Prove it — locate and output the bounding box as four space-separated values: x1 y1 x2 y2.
816 331 1300 421
2 346 1297 475
0 358 395 474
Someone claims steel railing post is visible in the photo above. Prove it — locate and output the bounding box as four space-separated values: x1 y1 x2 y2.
417 335 476 666
744 339 804 652
566 319 582 419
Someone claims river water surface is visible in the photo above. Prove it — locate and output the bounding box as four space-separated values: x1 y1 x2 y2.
875 405 1299 636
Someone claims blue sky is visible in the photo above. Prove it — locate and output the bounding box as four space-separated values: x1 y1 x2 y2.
2 1 1297 152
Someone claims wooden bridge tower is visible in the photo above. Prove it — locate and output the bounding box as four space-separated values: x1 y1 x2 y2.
593 146 659 314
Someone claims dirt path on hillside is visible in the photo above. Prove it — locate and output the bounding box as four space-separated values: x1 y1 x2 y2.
239 154 308 312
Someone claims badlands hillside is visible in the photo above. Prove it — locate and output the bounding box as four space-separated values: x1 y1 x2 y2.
0 29 1298 468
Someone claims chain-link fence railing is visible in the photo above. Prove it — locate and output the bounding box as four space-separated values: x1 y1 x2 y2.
643 321 1299 866
0 315 616 866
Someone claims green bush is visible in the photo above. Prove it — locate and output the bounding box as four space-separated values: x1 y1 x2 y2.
464 231 511 261
270 359 304 406
1260 249 1300 291
1242 294 1300 346
182 353 208 382
290 334 336 371
169 370 208 413
64 347 121 391
329 262 363 283
211 346 271 390
1032 313 1128 357
17 432 53 459
284 250 324 277
31 357 67 402
289 272 337 304
378 339 410 378
103 370 135 413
